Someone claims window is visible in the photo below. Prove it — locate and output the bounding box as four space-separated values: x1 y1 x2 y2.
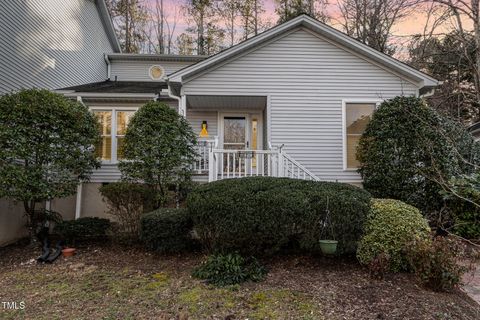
94 111 112 161
116 111 135 159
344 102 376 170
149 65 164 80
93 109 136 162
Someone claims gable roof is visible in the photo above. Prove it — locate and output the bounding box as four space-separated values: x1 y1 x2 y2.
96 0 121 53
168 15 438 88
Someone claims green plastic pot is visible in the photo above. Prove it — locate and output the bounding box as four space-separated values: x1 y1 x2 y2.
319 240 338 255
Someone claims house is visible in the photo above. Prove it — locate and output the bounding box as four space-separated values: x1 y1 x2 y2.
0 0 120 245
0 0 120 94
0 12 439 245
55 14 438 220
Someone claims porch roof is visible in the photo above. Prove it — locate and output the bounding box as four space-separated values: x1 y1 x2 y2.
57 81 167 94
186 95 267 110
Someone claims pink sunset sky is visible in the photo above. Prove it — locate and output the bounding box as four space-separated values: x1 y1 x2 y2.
142 0 469 54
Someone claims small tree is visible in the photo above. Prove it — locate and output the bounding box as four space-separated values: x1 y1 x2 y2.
357 96 480 216
118 101 197 208
0 89 100 237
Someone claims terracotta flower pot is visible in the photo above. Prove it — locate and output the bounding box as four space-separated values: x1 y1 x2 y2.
62 248 76 257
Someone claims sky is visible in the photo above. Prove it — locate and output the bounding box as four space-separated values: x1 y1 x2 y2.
142 0 469 56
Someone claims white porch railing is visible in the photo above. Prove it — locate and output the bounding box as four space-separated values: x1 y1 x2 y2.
193 138 319 182
192 139 215 174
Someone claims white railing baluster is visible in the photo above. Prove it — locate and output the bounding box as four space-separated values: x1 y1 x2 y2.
204 144 319 182
227 152 230 178
249 156 253 177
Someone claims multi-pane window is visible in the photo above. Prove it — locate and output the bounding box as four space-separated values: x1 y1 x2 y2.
94 111 112 161
345 103 376 169
93 109 136 162
116 111 135 160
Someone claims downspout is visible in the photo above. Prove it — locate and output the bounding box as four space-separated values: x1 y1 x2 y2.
165 77 184 116
75 95 83 220
104 54 111 80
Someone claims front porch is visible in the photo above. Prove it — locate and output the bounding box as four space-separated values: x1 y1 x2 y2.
185 94 319 182
193 140 319 182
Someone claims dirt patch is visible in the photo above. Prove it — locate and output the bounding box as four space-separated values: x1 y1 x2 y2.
0 242 479 320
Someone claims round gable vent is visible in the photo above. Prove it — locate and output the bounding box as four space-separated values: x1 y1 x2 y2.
149 65 165 80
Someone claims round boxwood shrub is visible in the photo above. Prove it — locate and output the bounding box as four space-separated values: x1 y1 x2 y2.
187 177 371 255
357 199 431 272
140 208 194 253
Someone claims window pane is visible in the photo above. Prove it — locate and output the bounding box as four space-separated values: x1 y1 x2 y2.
117 137 125 160
347 135 361 169
224 117 246 147
346 103 375 135
117 111 135 135
94 111 111 135
95 136 112 161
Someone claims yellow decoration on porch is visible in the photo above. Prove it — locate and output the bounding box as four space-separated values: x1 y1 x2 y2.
199 121 208 138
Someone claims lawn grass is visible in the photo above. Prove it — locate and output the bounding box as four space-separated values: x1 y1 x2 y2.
0 243 478 320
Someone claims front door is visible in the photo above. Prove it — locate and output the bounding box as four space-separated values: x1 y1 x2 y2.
220 113 263 175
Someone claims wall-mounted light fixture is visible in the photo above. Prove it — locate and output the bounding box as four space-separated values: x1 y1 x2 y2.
199 121 208 138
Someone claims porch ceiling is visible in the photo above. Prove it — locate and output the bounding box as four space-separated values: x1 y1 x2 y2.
186 95 266 110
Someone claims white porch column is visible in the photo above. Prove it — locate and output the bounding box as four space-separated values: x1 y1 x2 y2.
75 183 83 220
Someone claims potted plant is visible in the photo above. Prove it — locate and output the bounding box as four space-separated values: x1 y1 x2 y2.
318 197 338 255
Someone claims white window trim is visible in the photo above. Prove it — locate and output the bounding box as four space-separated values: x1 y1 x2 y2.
342 99 382 171
91 106 138 164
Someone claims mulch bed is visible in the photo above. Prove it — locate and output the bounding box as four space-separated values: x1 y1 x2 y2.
0 241 479 320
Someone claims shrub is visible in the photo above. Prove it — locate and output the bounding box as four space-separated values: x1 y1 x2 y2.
118 101 197 208
192 253 266 286
357 96 480 214
187 177 371 255
357 199 431 272
99 182 155 240
140 208 194 253
0 89 100 239
54 217 111 246
368 252 391 280
443 174 480 239
406 236 469 291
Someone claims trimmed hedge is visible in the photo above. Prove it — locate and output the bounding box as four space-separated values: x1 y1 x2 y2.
357 199 431 272
187 177 372 255
54 217 111 245
140 208 193 253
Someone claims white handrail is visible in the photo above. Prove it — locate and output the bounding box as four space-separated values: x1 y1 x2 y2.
204 143 320 182
280 152 320 181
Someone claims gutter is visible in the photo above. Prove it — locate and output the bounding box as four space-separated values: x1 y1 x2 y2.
419 81 443 98
104 53 111 80
62 92 157 99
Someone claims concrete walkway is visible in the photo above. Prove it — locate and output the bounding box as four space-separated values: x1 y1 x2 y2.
463 265 480 304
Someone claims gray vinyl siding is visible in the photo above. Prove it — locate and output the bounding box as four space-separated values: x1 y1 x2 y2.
186 109 218 139
182 28 419 183
0 0 114 94
110 60 196 81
